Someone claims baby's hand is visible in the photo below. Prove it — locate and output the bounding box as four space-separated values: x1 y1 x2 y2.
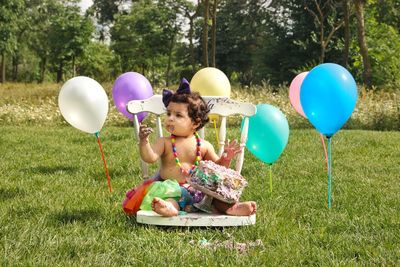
139 124 153 142
222 139 241 161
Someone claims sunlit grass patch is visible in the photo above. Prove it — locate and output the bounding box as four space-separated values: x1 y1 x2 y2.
0 125 399 265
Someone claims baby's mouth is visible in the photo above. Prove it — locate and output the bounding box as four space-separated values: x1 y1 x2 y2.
167 125 175 132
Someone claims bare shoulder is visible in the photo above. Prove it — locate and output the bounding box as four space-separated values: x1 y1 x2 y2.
201 139 214 150
201 138 218 161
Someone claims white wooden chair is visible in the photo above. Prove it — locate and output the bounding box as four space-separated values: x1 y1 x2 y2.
126 95 257 227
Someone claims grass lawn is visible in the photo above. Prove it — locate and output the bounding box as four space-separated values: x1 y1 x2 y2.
1 125 399 265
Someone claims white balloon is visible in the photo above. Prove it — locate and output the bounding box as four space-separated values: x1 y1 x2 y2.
59 76 109 134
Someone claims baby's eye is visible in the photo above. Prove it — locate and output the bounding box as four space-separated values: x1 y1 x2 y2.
176 114 182 117
166 111 171 116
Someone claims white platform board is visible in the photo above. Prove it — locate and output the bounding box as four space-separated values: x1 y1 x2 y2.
136 210 256 227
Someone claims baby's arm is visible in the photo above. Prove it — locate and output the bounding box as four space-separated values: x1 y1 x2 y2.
203 140 241 168
139 124 165 163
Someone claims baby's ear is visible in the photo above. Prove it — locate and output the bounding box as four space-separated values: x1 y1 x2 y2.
193 118 201 128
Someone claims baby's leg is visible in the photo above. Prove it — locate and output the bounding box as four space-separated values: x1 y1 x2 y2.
151 197 179 217
213 199 256 216
225 201 257 216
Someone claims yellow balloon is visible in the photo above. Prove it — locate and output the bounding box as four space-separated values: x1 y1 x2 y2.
190 67 231 96
208 114 219 121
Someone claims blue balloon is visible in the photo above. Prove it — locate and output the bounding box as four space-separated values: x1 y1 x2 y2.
300 63 358 137
245 104 289 164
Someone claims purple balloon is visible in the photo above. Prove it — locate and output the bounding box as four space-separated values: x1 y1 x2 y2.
112 72 153 121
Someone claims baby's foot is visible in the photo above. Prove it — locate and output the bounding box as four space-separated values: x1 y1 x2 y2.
151 197 179 217
225 201 257 216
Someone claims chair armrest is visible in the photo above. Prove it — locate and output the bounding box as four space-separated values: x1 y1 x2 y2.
126 95 256 117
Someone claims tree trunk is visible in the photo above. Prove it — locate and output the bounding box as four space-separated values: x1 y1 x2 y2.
210 0 217 67
151 64 155 86
12 55 19 81
165 35 175 87
185 1 201 73
320 42 326 64
57 61 63 83
343 0 350 68
39 57 47 83
188 15 196 73
72 56 76 77
202 0 209 67
305 1 344 64
1 52 5 83
354 0 372 87
319 13 325 63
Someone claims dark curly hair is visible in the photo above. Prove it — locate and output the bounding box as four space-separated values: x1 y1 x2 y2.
166 92 210 130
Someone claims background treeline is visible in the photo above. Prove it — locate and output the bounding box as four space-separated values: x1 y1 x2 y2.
1 0 399 90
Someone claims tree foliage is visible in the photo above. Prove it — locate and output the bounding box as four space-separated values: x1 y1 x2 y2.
1 0 400 90
0 0 24 82
47 3 93 82
111 0 184 85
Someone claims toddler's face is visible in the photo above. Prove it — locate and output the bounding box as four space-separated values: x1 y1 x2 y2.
165 102 198 136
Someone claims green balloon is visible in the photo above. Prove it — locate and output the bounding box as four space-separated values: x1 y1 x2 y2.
245 104 289 164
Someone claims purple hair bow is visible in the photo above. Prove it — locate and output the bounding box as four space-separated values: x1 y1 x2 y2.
162 78 191 107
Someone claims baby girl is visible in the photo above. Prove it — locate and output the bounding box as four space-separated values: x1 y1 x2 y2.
127 78 256 217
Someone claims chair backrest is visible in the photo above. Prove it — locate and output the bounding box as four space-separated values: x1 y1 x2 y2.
127 95 257 178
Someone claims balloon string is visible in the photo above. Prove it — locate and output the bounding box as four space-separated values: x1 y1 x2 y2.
212 119 220 146
95 132 112 193
327 137 332 209
320 133 329 172
269 164 273 193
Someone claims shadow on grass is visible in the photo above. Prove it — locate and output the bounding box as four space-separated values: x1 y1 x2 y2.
0 187 26 201
29 165 77 175
50 208 101 225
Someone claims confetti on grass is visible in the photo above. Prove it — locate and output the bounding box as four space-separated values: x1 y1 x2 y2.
190 238 263 254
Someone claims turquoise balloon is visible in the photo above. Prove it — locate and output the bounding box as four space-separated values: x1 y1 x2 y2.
300 63 358 137
246 104 289 164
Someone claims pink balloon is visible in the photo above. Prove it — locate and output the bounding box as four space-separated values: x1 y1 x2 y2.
289 72 308 118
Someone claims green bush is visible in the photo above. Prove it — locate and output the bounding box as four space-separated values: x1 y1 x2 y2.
0 83 399 131
351 20 400 90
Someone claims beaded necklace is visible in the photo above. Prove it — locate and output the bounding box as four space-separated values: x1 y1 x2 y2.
171 132 201 175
